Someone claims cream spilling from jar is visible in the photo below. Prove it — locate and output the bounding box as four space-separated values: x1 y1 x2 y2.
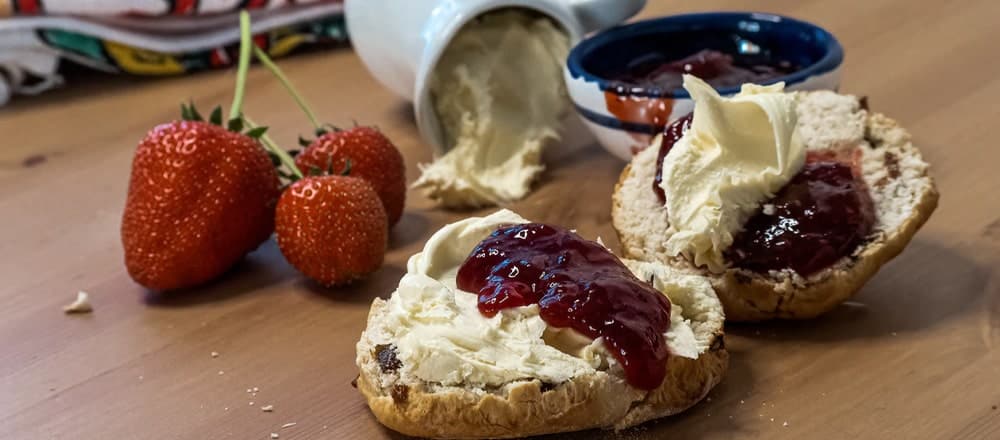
413 10 570 208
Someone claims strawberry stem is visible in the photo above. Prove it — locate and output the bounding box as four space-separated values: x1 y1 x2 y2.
230 11 254 121
233 12 303 181
245 116 304 180
251 42 323 131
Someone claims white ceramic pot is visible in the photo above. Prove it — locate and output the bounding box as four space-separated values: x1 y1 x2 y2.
345 0 645 153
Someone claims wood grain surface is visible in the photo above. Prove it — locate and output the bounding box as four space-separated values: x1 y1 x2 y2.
2 0 999 438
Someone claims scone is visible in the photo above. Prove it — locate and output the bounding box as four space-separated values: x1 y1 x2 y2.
356 209 727 438
612 76 939 321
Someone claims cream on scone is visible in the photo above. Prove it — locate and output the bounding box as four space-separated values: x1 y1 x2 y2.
659 77 805 272
613 75 939 321
356 210 727 438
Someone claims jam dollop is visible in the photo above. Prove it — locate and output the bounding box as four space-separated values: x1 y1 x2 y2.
726 160 875 276
456 224 672 390
616 49 798 92
652 113 693 204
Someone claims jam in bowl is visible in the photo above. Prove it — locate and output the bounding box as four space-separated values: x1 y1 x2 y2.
564 12 844 160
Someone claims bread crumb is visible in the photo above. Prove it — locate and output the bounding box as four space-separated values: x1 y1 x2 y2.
138 376 144 381
247 388 252 393
261 405 273 412
281 422 297 429
63 291 93 314
253 387 260 392
891 332 897 336
270 434 279 439
739 400 744 404
249 401 255 406
211 351 220 358
770 418 774 422
218 370 225 375
783 421 789 427
224 407 229 411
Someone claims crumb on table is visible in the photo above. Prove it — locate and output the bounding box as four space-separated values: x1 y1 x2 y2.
63 291 93 314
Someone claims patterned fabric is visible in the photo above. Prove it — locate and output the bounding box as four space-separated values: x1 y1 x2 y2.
36 17 346 75
0 0 346 106
0 0 328 17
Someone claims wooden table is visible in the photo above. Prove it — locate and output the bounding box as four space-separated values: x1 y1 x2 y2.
2 0 998 438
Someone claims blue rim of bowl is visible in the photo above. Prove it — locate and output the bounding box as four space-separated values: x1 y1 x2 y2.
566 11 844 99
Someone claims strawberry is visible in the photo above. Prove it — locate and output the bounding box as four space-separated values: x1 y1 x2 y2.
295 126 406 227
121 12 285 292
274 175 388 286
121 116 281 291
244 40 406 228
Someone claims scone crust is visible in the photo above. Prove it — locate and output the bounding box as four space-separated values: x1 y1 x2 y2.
357 300 727 439
611 95 939 321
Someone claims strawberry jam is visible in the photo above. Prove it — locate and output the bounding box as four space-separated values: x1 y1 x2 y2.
726 160 875 276
616 49 798 92
456 224 672 390
652 113 693 204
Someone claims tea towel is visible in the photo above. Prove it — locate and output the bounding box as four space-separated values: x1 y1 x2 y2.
0 0 346 106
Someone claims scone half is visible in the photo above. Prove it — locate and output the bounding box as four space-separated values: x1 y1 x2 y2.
356 210 727 438
612 91 939 321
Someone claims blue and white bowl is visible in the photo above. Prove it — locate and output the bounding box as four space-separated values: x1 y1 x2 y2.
564 12 844 160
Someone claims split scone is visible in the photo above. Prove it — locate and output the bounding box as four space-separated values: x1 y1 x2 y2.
356 209 727 438
613 75 938 321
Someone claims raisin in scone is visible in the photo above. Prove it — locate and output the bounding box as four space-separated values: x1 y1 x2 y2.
612 75 938 321
356 209 727 438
